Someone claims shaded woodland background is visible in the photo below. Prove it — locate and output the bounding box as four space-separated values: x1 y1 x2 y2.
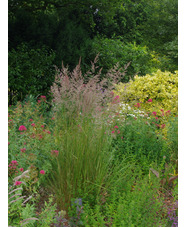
8 0 178 103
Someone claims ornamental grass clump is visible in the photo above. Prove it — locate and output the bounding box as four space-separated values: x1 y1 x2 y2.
49 58 127 210
51 57 125 118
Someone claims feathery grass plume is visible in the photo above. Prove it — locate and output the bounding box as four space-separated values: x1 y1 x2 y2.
51 56 127 117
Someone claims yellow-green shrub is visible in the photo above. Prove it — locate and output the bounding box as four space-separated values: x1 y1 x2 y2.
114 70 178 117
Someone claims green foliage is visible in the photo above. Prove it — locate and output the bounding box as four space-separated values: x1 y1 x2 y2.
81 171 168 226
8 172 38 226
166 116 178 160
8 96 55 183
91 37 161 82
139 0 178 71
110 116 169 172
8 43 55 104
114 70 178 116
37 195 57 226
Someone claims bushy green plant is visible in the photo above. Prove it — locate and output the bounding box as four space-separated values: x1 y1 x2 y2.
81 170 168 226
90 37 161 82
110 115 170 173
114 70 178 116
8 42 56 104
8 96 55 174
8 170 39 226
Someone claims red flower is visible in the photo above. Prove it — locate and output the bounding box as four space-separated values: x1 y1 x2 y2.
11 160 18 165
19 168 24 172
41 125 44 128
40 96 46 99
20 148 26 153
14 181 22 186
161 124 166 129
152 111 157 116
114 95 120 100
165 110 171 115
40 170 45 175
134 103 140 108
112 96 120 104
111 131 115 134
51 150 59 156
29 119 33 122
47 131 51 134
147 99 152 102
114 125 119 129
19 125 27 131
31 123 36 127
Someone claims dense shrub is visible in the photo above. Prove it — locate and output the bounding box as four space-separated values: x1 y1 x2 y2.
114 70 178 117
81 170 168 226
90 37 161 82
8 43 56 104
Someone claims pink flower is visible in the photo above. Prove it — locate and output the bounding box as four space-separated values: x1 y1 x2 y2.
20 148 26 153
147 99 152 102
14 181 22 186
19 125 27 131
52 117 55 120
38 100 41 103
114 125 119 129
134 103 140 108
112 96 120 104
165 110 171 115
31 123 36 127
160 109 164 116
161 124 166 129
40 96 46 99
114 95 120 100
38 134 43 139
41 125 44 128
29 119 33 122
155 117 158 121
11 160 18 165
152 111 157 116
40 170 45 175
47 131 51 134
8 142 10 145
19 168 24 172
121 137 124 139
117 130 120 134
111 131 115 134
51 150 59 156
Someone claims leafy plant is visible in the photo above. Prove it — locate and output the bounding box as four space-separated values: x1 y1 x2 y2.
8 170 39 226
81 169 168 226
90 37 161 82
8 42 55 104
114 70 178 116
